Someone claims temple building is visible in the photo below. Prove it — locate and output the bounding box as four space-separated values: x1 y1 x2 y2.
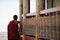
19 0 60 40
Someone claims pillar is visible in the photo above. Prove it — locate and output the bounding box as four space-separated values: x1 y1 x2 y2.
19 0 23 33
36 0 44 18
19 0 23 40
23 0 29 19
36 0 44 40
23 0 30 40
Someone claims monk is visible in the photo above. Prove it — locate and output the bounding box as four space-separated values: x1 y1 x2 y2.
8 15 20 40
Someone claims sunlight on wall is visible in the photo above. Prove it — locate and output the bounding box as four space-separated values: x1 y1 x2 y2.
0 0 19 32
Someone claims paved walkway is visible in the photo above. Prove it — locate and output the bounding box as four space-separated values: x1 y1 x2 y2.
0 32 7 40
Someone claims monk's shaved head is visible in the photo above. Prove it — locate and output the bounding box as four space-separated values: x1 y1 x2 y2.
13 15 18 20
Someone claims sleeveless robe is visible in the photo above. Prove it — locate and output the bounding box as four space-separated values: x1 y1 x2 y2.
8 20 20 40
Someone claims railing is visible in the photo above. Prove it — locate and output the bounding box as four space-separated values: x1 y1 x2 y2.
22 7 60 18
22 7 60 40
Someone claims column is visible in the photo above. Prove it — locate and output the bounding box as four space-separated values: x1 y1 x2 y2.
19 0 23 40
19 0 23 33
36 0 44 40
36 0 44 18
23 0 29 19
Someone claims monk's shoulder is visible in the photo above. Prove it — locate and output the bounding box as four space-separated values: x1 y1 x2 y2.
9 20 14 24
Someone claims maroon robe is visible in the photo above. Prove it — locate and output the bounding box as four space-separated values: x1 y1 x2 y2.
8 20 20 40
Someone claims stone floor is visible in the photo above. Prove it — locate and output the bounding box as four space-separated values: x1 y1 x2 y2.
0 32 7 40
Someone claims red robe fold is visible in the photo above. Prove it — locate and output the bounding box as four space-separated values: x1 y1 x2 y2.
8 20 20 40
